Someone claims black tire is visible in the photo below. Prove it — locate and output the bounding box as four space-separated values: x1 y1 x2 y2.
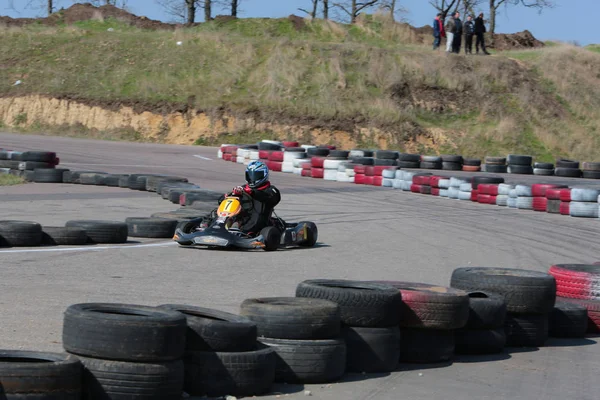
299 221 318 247
296 280 402 327
441 154 463 163
152 212 205 222
118 175 130 188
582 170 600 179
159 304 257 352
549 300 588 338
306 147 329 156
41 226 88 246
554 167 582 178
484 164 508 173
421 155 442 163
534 168 554 176
556 158 580 169
442 161 463 171
0 350 82 398
485 157 506 165
24 170 35 181
455 328 506 355
168 190 184 204
420 161 442 169
465 292 507 329
128 174 149 191
534 162 554 169
349 157 375 165
63 303 187 362
78 356 184 400
125 217 178 238
65 220 128 244
284 147 306 152
259 142 284 151
260 226 281 251
33 168 68 183
505 313 549 347
463 158 481 166
399 328 455 363
582 161 600 171
20 151 56 162
239 297 340 340
343 326 400 373
259 337 345 384
0 220 43 247
146 176 187 192
396 161 420 169
375 150 399 160
79 172 107 185
508 165 534 174
19 161 53 170
329 150 349 158
547 199 561 213
184 345 275 397
450 267 556 314
104 174 128 187
398 153 421 162
182 191 223 206
471 176 505 189
507 154 533 166
374 158 396 166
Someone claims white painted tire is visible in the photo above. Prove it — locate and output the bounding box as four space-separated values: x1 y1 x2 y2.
570 188 600 202
350 150 365 157
448 187 460 199
323 169 338 181
301 145 316 150
509 189 518 199
292 159 311 168
283 151 306 162
217 150 223 159
507 197 518 208
345 168 356 177
382 169 396 179
262 140 282 145
458 191 472 201
293 167 303 175
438 179 450 189
449 177 467 188
516 196 533 210
439 189 449 197
249 150 260 160
569 202 599 218
515 185 532 197
496 194 509 206
237 149 250 158
337 163 351 172
395 170 404 180
392 179 403 189
459 183 472 192
323 159 345 170
337 172 353 182
282 161 295 173
400 180 411 191
498 184 514 195
236 156 245 164
382 178 393 187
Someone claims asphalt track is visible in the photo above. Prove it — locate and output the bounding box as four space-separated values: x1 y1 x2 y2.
1 132 599 400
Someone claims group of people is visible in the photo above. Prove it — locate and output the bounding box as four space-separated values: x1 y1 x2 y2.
433 12 491 55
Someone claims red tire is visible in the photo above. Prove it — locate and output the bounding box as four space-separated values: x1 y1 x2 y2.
311 167 324 178
372 176 383 186
372 166 389 176
301 169 312 177
267 161 282 172
549 264 600 300
546 188 562 200
364 166 375 177
487 195 497 204
420 185 432 195
477 194 491 203
311 157 325 168
223 154 232 161
302 162 312 170
471 190 479 202
559 189 572 202
283 141 300 148
430 176 442 188
258 150 271 160
268 151 284 162
478 184 498 196
532 184 565 198
560 201 570 215
431 188 440 196
354 165 366 174
354 174 366 184
532 197 548 212
413 175 431 186
410 184 422 193
462 165 481 172
363 176 375 185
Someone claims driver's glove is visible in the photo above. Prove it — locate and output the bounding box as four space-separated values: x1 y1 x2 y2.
232 186 244 196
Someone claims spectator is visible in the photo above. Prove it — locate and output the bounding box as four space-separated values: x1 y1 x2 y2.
464 15 475 54
433 13 446 50
452 11 463 54
444 13 455 53
475 13 491 55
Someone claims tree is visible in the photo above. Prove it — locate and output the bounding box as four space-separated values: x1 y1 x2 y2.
230 0 240 17
299 0 320 19
488 0 554 36
333 0 381 23
155 0 215 24
380 0 409 21
429 0 460 18
323 0 329 19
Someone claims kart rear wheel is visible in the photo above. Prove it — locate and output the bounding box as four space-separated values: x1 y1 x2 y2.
299 221 318 247
261 226 281 252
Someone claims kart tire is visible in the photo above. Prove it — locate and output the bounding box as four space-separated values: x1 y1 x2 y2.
41 226 88 246
62 303 187 362
33 168 68 183
554 167 582 178
20 151 56 162
298 221 318 247
343 326 400 373
484 164 508 173
471 176 504 189
506 154 533 166
463 158 482 166
159 304 257 351
455 328 506 355
485 156 506 165
375 150 399 160
259 337 346 384
556 158 580 169
295 280 402 327
240 297 340 340
261 226 281 251
399 328 455 363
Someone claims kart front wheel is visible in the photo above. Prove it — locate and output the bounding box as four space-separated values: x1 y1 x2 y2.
298 221 318 247
260 226 281 252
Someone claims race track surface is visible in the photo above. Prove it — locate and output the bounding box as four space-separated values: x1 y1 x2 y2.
1 132 599 400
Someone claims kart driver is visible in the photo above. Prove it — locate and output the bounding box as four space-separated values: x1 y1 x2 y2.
199 160 281 235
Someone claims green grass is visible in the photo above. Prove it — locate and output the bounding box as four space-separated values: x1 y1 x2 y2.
0 174 25 186
586 44 600 53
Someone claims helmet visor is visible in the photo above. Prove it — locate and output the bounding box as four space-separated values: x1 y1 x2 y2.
246 169 266 185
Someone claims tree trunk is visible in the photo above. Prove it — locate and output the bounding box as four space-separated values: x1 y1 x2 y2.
47 0 53 15
311 0 318 18
186 0 195 25
323 0 329 19
489 0 496 45
205 0 212 22
231 0 238 17
351 0 358 23
389 0 396 20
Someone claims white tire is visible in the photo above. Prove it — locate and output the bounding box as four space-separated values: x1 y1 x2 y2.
515 185 532 197
282 161 294 173
236 156 245 164
382 178 393 187
458 191 472 201
324 169 338 181
323 159 345 170
301 145 316 150
570 187 600 202
403 171 417 182
569 201 599 218
448 187 460 199
382 169 396 179
292 158 311 168
438 179 450 189
249 150 260 160
217 150 223 159
293 167 303 175
392 179 403 189
395 170 404 180
498 184 514 195
516 196 533 210
237 149 250 158
337 172 353 182
496 194 509 206
345 168 356 177
449 177 467 188
283 151 306 162
401 180 412 191
509 189 518 198
459 183 472 192
262 140 282 145
349 150 365 157
439 189 449 197
507 197 518 208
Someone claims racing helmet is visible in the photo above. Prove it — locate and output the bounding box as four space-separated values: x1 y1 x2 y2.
245 161 269 188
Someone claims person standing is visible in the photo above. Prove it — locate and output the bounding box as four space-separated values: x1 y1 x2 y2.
475 13 491 55
444 13 455 53
464 15 475 54
433 13 446 50
452 12 463 54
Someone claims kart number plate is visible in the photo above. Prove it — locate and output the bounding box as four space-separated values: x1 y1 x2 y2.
194 236 228 246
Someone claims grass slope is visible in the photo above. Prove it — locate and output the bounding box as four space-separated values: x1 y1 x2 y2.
0 175 25 186
1 16 600 161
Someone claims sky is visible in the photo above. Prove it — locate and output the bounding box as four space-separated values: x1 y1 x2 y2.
0 0 597 45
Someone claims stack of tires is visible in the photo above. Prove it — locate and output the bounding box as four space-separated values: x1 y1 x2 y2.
545 187 562 214
266 150 284 172
582 162 600 179
159 304 275 398
353 164 366 184
220 145 238 162
458 181 472 201
555 158 582 178
375 150 399 168
420 155 442 170
307 147 331 179
62 303 187 399
534 161 554 176
507 154 533 175
496 183 514 206
438 177 451 197
429 175 443 196
507 187 518 208
448 177 467 199
240 297 345 383
477 184 498 205
548 301 589 338
559 188 572 215
282 147 306 173
441 155 463 171
296 280 402 374
568 187 600 218
515 184 533 210
381 167 396 187
548 264 600 333
217 144 235 159
65 220 129 244
531 184 565 212
237 145 259 165
372 282 469 363
463 158 481 172
484 157 507 173
323 151 350 181
451 267 556 347
455 292 507 354
397 153 421 169
411 174 432 194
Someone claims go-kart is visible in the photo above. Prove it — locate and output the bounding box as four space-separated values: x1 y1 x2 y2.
172 194 318 251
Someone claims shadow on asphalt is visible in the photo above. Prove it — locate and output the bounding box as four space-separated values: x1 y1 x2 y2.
545 337 598 347
396 360 453 371
454 352 512 363
269 383 306 395
339 371 391 382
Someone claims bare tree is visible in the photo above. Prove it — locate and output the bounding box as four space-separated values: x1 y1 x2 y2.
230 0 240 17
299 0 320 18
380 0 409 21
429 0 460 18
156 0 217 24
323 0 329 19
488 0 554 36
9 0 60 16
333 0 380 23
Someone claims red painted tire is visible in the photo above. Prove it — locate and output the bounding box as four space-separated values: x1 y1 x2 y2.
222 145 238 154
364 166 375 177
559 189 572 202
267 161 282 172
471 190 479 202
431 187 440 196
268 151 284 162
311 167 324 178
429 176 442 188
560 202 570 215
532 184 565 198
487 195 497 204
363 176 375 185
354 165 366 174
462 165 481 172
477 194 491 203
546 188 562 200
301 169 312 177
258 150 271 160
324 145 336 150
302 162 312 170
372 176 383 186
223 154 232 161
372 166 389 176
420 185 431 195
311 157 325 168
532 197 548 212
354 174 366 184
549 264 600 301
478 184 498 196
413 175 431 186
410 184 422 193
283 141 300 148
